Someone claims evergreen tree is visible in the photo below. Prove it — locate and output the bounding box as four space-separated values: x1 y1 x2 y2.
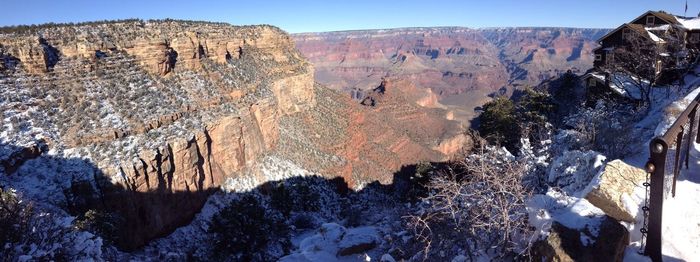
479 97 519 151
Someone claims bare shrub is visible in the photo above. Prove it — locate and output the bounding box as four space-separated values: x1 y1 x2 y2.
1 188 102 260
405 141 534 260
565 101 638 159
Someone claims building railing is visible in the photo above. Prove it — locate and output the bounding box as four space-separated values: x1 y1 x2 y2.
643 91 700 262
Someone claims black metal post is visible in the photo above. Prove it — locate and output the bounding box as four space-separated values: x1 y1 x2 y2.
697 107 700 144
673 129 683 197
687 109 696 169
645 138 667 262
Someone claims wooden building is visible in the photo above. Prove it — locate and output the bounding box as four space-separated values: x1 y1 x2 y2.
585 10 700 99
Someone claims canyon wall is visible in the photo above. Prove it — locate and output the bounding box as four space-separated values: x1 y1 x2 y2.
0 21 317 250
0 21 465 250
293 27 609 124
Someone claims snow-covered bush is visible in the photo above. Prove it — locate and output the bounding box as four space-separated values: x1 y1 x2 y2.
519 137 552 193
1 188 103 260
1 188 32 247
268 178 326 216
289 213 317 230
209 194 289 261
73 209 124 246
551 129 590 154
547 150 606 195
564 101 639 159
478 97 520 151
406 144 533 260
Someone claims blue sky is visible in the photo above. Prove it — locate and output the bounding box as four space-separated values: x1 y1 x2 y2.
0 0 695 33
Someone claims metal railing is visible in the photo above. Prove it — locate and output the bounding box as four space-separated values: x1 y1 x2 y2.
643 91 700 262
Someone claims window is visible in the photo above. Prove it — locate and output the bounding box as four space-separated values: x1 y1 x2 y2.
690 32 700 43
646 16 656 25
595 54 602 61
588 78 597 87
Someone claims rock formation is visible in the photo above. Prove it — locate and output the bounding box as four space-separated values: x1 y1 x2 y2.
585 160 646 222
531 216 629 262
0 20 466 250
293 27 609 124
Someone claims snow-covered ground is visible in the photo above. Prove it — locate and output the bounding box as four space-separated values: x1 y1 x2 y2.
529 68 700 262
624 78 700 262
660 142 700 261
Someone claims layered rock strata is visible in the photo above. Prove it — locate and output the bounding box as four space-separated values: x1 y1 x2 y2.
0 20 466 250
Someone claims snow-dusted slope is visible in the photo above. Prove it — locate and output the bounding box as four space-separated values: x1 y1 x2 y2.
528 66 700 262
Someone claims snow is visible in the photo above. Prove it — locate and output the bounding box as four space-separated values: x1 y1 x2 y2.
531 66 700 261
222 155 317 192
279 223 381 262
590 72 606 82
676 17 700 30
622 141 700 262
653 86 700 136
609 73 648 100
380 254 396 262
620 75 700 261
646 24 671 31
658 142 700 261
645 30 665 43
0 195 107 261
527 188 606 241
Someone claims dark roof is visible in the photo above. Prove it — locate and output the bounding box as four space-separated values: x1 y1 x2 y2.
596 23 658 43
626 24 652 39
648 11 681 25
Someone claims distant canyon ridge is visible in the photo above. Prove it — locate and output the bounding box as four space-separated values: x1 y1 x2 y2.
293 27 610 124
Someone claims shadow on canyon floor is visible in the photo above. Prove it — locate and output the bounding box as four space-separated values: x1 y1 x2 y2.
2 141 650 261
1 140 453 252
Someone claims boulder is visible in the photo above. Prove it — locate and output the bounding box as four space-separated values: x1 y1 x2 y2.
381 254 397 262
531 216 629 262
0 143 44 174
585 160 646 222
280 224 381 260
337 231 379 256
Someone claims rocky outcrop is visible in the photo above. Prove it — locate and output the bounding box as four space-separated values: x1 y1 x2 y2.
107 111 276 249
124 39 176 76
531 217 629 262
250 98 281 150
0 20 468 252
4 36 60 74
0 142 45 174
0 21 316 250
433 134 470 156
585 160 646 222
104 95 283 249
272 70 316 115
0 23 297 77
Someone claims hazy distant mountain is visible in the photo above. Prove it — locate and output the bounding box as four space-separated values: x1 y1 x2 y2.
293 27 610 124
